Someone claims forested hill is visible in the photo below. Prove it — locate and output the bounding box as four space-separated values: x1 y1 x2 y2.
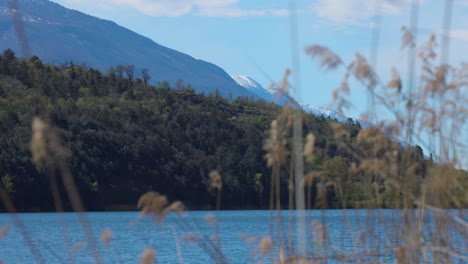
1 50 459 212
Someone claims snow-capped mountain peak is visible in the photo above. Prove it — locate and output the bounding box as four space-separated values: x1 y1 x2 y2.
230 75 276 101
301 104 350 123
230 75 263 90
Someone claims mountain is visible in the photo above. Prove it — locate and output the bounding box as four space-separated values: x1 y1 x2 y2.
301 104 353 123
230 75 276 102
0 0 258 99
231 74 360 122
231 76 416 149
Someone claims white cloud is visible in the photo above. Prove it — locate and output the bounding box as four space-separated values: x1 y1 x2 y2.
112 0 194 17
269 9 289 17
455 0 468 7
442 29 468 42
65 0 290 17
312 0 416 27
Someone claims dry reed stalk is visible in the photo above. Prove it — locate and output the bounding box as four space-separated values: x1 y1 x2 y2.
137 190 229 263
0 179 45 263
208 170 223 257
7 0 31 57
1 1 464 262
31 117 103 263
172 226 184 264
175 212 229 263
302 1 466 259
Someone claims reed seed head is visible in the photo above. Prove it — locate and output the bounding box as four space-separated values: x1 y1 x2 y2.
0 224 10 238
164 201 185 213
279 68 291 96
352 53 377 89
31 117 48 169
100 228 111 247
137 191 184 222
258 236 273 257
30 117 71 171
72 242 86 253
305 45 343 71
264 119 288 168
304 133 315 162
387 67 402 93
302 172 319 188
401 26 413 49
139 248 156 264
204 213 218 226
208 170 222 191
138 191 168 217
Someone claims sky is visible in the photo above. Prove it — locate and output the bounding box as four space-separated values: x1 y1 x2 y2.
50 0 467 164
50 0 468 117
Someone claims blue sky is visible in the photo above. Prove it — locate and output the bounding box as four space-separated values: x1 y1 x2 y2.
51 0 467 117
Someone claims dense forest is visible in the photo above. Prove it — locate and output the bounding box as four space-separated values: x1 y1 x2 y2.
0 49 466 212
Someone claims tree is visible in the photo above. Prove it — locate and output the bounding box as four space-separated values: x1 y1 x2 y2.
174 79 185 91
141 68 151 85
115 65 124 79
0 49 17 76
124 64 135 81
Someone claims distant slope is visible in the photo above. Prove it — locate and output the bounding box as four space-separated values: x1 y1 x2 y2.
231 74 361 121
0 0 258 99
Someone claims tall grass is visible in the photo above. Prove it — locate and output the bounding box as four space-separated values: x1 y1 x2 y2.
1 0 467 263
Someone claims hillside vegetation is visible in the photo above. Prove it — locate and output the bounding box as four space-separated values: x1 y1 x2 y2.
0 49 465 212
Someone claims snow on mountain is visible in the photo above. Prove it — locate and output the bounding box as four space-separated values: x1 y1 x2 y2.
230 75 276 102
231 75 358 122
230 75 264 91
300 104 350 123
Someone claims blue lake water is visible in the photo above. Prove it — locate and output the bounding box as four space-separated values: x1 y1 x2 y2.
0 210 466 263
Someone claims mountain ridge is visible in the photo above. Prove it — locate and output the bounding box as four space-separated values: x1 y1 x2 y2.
230 74 365 123
0 0 259 99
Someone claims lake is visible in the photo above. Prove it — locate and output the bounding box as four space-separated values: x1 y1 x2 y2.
0 210 466 263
